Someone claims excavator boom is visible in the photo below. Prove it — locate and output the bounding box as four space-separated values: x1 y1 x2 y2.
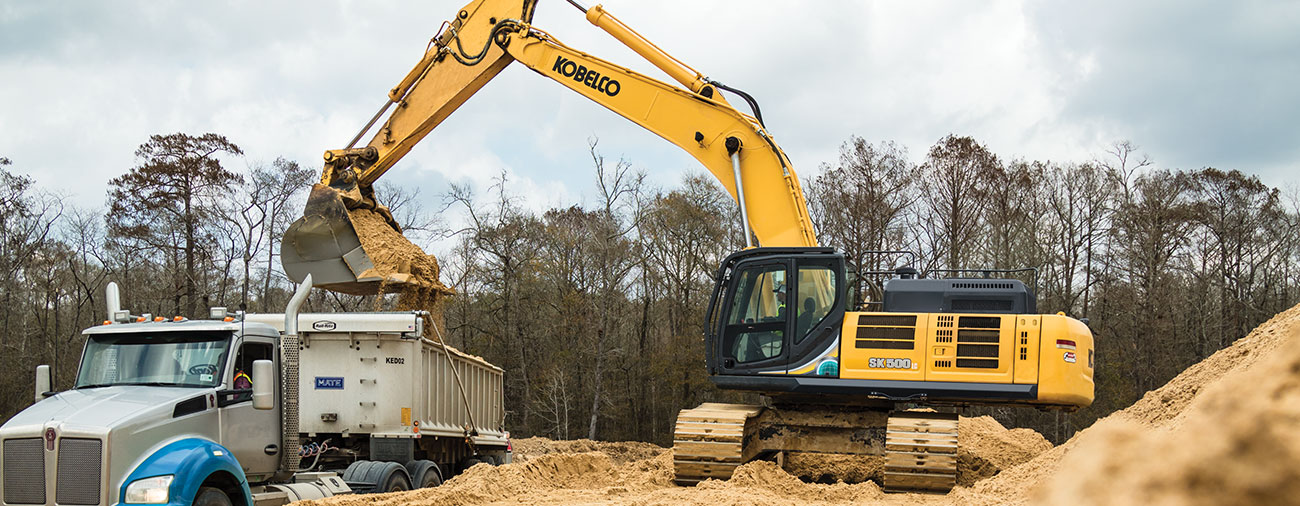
282 0 815 294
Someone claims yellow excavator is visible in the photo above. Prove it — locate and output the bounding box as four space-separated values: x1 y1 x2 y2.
281 0 1095 492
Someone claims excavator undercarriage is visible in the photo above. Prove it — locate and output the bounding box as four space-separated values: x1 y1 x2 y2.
672 403 959 493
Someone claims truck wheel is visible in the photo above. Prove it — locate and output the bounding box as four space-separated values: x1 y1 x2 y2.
405 460 443 488
459 457 483 474
342 460 379 493
376 463 412 493
193 487 232 506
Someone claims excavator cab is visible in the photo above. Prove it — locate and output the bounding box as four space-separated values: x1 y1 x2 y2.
707 248 847 378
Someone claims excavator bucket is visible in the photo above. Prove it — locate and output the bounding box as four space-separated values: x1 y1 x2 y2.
282 184 447 296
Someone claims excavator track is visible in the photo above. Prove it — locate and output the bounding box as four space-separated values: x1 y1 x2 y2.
671 403 762 485
883 411 959 493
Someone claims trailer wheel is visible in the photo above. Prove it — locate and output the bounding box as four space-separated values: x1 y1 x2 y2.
193 486 232 506
405 460 443 488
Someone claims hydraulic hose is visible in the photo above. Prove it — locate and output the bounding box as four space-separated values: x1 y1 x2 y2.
708 80 766 128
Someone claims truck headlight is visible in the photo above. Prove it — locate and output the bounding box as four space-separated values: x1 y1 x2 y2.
125 475 173 504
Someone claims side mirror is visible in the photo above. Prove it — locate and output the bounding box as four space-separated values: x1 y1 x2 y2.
252 359 275 410
35 365 51 403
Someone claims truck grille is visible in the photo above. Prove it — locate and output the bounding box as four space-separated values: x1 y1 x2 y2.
3 438 46 505
56 438 102 505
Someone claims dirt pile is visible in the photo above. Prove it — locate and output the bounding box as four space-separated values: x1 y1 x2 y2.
956 415 1053 486
967 302 1300 505
300 452 675 506
510 437 667 464
1033 303 1300 505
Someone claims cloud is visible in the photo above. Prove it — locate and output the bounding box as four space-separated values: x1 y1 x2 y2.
1 0 1295 222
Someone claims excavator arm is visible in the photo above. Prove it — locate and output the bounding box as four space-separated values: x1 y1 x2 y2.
282 0 816 294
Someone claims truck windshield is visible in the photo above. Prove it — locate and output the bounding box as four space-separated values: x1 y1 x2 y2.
75 331 232 388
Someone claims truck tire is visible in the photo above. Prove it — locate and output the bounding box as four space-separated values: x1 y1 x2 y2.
193 486 233 506
458 457 483 474
374 462 412 493
340 460 379 491
342 460 387 494
404 460 443 488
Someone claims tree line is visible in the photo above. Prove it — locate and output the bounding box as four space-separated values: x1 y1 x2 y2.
1 133 1296 445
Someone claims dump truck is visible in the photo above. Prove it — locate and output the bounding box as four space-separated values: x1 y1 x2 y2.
0 277 508 506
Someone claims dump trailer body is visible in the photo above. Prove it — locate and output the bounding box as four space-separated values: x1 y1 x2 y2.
244 312 507 448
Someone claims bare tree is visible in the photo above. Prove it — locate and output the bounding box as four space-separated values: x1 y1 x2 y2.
106 133 243 317
915 135 999 272
806 137 918 301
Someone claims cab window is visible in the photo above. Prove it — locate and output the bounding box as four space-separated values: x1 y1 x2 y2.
232 341 273 390
724 264 787 363
794 264 837 343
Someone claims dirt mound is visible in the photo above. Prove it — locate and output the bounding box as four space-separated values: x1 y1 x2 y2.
1121 303 1300 428
783 453 882 484
510 437 668 464
687 460 886 504
302 452 674 506
1034 304 1300 505
956 415 1053 486
970 303 1300 505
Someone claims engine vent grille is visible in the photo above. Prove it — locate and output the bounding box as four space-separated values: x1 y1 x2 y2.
954 316 1002 369
952 282 1015 290
3 438 45 505
56 438 102 505
855 315 917 350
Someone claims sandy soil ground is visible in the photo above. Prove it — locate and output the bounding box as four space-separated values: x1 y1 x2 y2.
304 303 1300 506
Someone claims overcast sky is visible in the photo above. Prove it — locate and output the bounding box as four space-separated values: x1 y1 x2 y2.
2 0 1297 249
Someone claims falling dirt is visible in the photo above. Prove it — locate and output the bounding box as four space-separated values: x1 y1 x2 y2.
348 205 464 351
305 303 1300 505
349 206 453 299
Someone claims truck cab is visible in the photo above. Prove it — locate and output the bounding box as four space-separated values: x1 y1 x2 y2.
0 318 278 506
